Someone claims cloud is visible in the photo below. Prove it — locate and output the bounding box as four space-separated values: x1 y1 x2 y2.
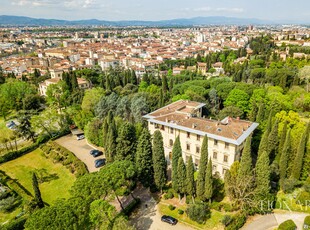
12 0 99 9
192 6 244 13
215 7 244 13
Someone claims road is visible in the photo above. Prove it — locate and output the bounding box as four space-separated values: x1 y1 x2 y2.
242 211 309 230
55 134 104 173
130 188 194 230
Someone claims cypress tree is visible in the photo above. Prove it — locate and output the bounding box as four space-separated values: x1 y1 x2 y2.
258 112 272 156
292 123 310 180
169 78 173 93
249 100 258 122
267 119 279 162
186 156 196 203
256 102 265 123
136 128 154 187
116 122 136 161
279 129 291 189
106 119 117 162
172 136 182 191
255 151 271 201
102 118 108 149
301 134 310 181
238 136 253 179
204 158 213 203
176 157 187 200
277 121 288 163
162 75 168 93
32 172 44 208
152 130 167 193
197 135 208 200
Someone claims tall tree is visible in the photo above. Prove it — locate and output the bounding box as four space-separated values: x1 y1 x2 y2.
32 172 44 208
291 123 310 180
277 121 288 163
279 129 291 189
258 112 272 156
176 157 187 201
186 156 196 203
267 119 279 161
116 122 136 161
197 135 209 200
106 119 117 162
152 130 167 193
172 136 182 192
238 136 253 179
255 151 271 206
204 158 213 203
102 118 109 149
135 128 154 187
256 102 265 123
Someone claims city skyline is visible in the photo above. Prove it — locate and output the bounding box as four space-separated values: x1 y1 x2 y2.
0 0 309 23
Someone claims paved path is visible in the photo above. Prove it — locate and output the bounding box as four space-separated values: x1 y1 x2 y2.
55 134 104 173
242 211 309 230
130 188 194 230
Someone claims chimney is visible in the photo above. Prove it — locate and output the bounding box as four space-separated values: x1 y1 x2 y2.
192 123 197 129
237 117 240 121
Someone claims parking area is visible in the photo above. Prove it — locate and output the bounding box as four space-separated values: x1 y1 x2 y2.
55 134 104 173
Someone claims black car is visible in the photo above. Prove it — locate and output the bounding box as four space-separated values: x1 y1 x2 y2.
95 159 106 168
90 150 103 157
161 215 178 225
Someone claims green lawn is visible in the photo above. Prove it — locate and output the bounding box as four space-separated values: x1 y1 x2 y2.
276 190 310 214
158 201 225 229
1 149 76 205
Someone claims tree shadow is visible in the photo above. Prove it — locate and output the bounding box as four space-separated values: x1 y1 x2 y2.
33 169 59 183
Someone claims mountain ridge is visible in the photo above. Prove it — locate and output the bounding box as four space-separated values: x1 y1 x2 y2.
0 15 275 26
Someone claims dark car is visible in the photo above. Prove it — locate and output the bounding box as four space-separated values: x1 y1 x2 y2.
161 215 178 225
90 150 103 157
95 159 106 168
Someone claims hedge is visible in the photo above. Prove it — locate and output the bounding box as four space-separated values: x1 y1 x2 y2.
0 170 33 201
40 141 88 177
123 198 141 215
278 219 297 230
225 212 247 230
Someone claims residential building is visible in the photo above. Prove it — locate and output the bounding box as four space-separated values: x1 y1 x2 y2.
143 100 258 177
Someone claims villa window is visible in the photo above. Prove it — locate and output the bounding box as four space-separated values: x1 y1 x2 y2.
186 143 190 151
169 139 173 147
225 142 229 149
224 155 228 163
170 127 174 134
187 132 190 138
214 139 218 146
197 134 200 141
213 151 218 160
196 146 200 154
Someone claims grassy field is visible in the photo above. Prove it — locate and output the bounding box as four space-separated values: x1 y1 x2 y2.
1 148 76 205
158 201 225 229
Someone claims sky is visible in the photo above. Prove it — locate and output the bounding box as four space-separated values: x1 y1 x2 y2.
0 0 309 23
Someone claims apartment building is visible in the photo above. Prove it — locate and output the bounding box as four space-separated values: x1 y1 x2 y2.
143 100 258 177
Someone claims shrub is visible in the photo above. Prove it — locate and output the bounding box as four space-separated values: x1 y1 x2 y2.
221 203 234 212
2 217 27 230
304 216 310 230
168 204 176 211
282 178 301 193
278 219 297 230
225 212 247 230
210 202 221 211
0 196 21 212
297 191 310 206
0 143 39 164
304 177 310 193
222 215 233 226
178 209 184 215
123 198 140 215
186 203 211 224
164 189 174 200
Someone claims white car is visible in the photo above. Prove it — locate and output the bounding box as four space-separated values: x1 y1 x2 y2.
77 135 85 140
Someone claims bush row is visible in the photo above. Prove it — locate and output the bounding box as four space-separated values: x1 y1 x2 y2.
0 170 33 201
40 141 88 177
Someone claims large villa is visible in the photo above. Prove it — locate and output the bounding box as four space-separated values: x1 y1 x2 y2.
143 100 259 177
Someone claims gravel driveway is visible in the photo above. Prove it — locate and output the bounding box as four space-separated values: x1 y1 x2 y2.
55 134 104 173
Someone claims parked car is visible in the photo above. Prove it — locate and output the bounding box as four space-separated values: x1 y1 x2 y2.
6 121 16 129
90 149 103 157
77 134 85 140
95 159 106 168
92 150 103 157
161 215 178 225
